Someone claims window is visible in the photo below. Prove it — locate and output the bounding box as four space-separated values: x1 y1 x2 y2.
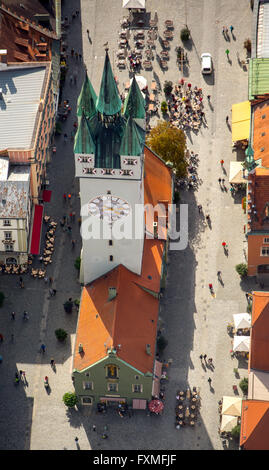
107 190 111 194
107 383 118 392
5 244 14 252
109 255 113 262
83 381 93 390
4 232 12 240
261 247 269 256
3 220 11 226
264 238 269 244
132 384 143 393
106 364 118 378
81 397 93 405
109 240 113 246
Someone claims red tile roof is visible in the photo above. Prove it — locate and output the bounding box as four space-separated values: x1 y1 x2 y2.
73 239 164 374
248 169 269 231
253 100 269 168
240 399 269 449
249 291 269 371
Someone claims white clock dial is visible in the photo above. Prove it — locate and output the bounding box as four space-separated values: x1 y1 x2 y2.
88 195 131 223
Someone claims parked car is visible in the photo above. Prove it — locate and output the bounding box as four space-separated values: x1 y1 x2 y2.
201 53 213 74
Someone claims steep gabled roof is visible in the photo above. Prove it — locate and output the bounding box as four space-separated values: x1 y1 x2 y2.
77 73 97 119
96 51 122 116
74 113 95 155
123 75 145 120
240 399 269 449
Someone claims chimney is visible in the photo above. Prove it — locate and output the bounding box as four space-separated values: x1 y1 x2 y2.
146 344 151 355
108 287 117 301
0 50 7 68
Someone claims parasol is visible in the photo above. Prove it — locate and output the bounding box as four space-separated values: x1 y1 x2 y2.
148 399 164 414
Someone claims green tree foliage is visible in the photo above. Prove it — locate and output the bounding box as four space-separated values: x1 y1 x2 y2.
235 263 248 278
239 377 248 395
62 392 78 408
55 328 68 342
146 121 188 179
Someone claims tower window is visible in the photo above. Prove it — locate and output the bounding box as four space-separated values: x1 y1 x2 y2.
109 255 113 261
107 190 111 194
109 240 113 246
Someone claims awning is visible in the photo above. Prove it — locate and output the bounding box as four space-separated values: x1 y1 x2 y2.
220 414 238 433
30 204 44 255
123 0 146 8
233 335 250 352
152 360 162 396
132 399 147 409
233 313 251 329
42 189 52 202
229 161 246 184
100 397 125 403
232 101 251 142
222 396 242 416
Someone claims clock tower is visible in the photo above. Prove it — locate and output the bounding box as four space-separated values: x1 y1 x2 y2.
74 51 146 284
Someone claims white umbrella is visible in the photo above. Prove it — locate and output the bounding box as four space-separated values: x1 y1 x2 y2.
220 414 238 433
130 75 147 90
122 0 146 8
233 313 251 330
222 396 242 416
233 335 250 352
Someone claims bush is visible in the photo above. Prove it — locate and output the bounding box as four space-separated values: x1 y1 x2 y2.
244 38 251 52
62 392 78 408
74 299 80 307
55 328 68 342
0 292 5 308
239 377 248 395
235 263 248 278
74 256 81 271
161 101 168 114
157 335 168 353
231 424 241 439
163 81 173 96
180 27 190 41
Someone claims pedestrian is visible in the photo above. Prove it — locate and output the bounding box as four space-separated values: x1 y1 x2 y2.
23 310 29 320
226 115 229 123
39 255 43 263
207 95 211 100
73 121 78 129
230 25 234 33
221 178 225 184
53 289 57 296
15 373 20 384
87 29 89 35
199 354 203 360
69 74 73 85
63 215 67 223
74 69 78 84
92 425 96 431
72 211 76 222
222 25 226 35
102 433 108 439
49 276 53 285
50 358 55 367
19 370 25 379
11 311 16 320
68 193 72 202
44 276 48 283
72 11 76 20
49 288 54 297
225 49 230 58
222 242 226 248
40 343 46 353
68 225 72 234
218 177 221 184
76 10 79 16
197 204 202 213
71 239 76 249
64 133 68 143
79 53 82 61
75 437 79 443
63 193 67 202
71 48 74 57
208 377 212 385
220 159 224 166
75 52 78 61
208 283 213 291
206 214 210 222
11 333 14 342
203 354 207 361
217 271 222 279
0 333 3 342
208 358 214 366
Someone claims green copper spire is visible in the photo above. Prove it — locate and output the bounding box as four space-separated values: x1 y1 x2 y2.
74 113 95 155
77 72 97 119
123 76 145 119
120 117 144 156
96 51 122 116
245 144 257 172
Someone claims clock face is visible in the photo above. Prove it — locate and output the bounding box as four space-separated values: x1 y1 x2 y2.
88 195 131 223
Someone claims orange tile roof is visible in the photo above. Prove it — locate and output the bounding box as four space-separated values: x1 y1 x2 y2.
253 100 269 168
240 399 269 449
249 291 269 371
248 169 269 231
144 145 173 238
73 239 164 374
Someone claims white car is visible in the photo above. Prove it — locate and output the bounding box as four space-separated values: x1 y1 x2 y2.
201 53 213 74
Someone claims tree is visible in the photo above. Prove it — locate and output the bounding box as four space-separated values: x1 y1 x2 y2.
62 392 78 408
161 101 168 115
55 328 68 342
239 377 248 395
231 424 241 439
235 263 248 278
163 81 173 95
146 121 188 179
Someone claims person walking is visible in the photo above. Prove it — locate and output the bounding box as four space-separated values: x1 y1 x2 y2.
50 358 55 368
49 288 54 297
197 204 202 213
222 242 226 248
199 354 203 361
71 48 74 57
53 289 57 296
71 239 76 249
225 49 230 59
64 133 68 143
63 193 67 203
203 354 207 362
226 115 229 123
49 277 53 285
40 343 46 354
218 177 222 184
230 25 234 34
11 333 14 342
23 310 29 320
208 377 212 386
11 311 16 320
92 425 96 431
19 277 24 288
207 95 211 101
217 271 222 280
220 159 224 166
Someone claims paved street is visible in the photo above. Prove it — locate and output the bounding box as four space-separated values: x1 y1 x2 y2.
0 0 256 450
